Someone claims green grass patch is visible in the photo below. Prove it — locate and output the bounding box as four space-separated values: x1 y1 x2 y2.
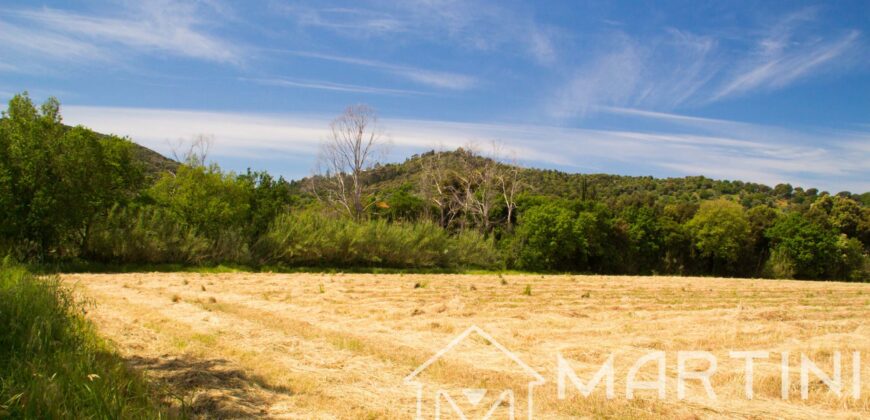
34 260 254 275
0 258 168 418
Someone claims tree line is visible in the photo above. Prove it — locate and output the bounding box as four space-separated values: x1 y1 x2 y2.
1 94 867 280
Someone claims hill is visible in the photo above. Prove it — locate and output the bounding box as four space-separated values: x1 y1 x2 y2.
356 149 868 210
84 127 178 177
130 141 178 176
60 123 179 178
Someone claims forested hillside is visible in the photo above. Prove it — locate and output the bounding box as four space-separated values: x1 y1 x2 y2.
362 149 870 212
2 94 867 280
329 149 869 279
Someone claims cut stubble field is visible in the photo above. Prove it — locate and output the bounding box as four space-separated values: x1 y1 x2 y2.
63 273 870 419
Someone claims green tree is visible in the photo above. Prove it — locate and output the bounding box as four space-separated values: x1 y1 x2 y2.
0 93 142 259
514 204 584 270
746 205 781 272
622 206 665 273
149 163 252 238
833 235 868 281
829 196 863 238
765 213 839 279
372 184 426 222
147 163 253 262
238 170 297 238
686 199 751 272
574 204 616 272
0 94 65 257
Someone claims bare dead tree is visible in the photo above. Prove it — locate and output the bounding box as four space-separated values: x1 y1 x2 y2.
453 141 526 232
497 151 524 231
419 149 457 228
419 142 525 232
169 134 213 167
314 104 384 220
446 143 497 232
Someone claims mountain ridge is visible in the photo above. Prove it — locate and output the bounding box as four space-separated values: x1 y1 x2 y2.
331 149 870 208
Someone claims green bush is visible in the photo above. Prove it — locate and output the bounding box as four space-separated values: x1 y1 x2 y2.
86 204 211 264
0 259 163 417
763 246 796 279
512 204 584 271
766 213 839 279
834 234 868 281
259 211 498 269
148 164 252 240
510 203 619 272
686 199 751 270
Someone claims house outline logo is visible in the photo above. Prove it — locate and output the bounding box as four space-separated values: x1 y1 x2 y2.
404 325 546 419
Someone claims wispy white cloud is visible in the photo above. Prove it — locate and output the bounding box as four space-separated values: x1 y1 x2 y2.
712 29 860 101
597 106 734 125
549 29 724 116
0 0 239 66
549 8 863 116
278 5 406 35
280 51 476 90
639 29 721 108
0 20 109 63
61 105 870 193
527 26 557 65
549 36 644 117
277 1 559 65
242 77 426 96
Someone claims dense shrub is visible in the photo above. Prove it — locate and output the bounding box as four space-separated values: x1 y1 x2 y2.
763 246 797 279
764 212 867 280
766 213 839 279
0 259 163 417
148 164 252 240
511 204 583 271
833 234 868 281
259 211 498 269
86 204 211 264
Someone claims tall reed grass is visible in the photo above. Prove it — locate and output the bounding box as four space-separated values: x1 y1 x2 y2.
259 211 499 269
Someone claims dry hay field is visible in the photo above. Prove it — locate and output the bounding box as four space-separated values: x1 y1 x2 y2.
64 272 870 419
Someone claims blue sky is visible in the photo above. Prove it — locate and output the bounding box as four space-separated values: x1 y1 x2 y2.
1 0 868 192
